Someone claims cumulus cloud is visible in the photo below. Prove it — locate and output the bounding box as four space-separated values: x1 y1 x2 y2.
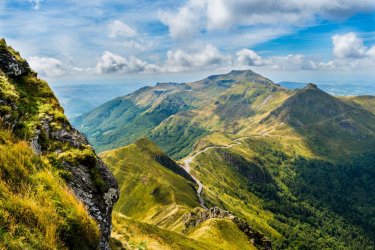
109 20 137 38
159 0 205 40
95 33 375 75
95 51 158 74
28 56 67 77
159 0 375 40
164 44 230 72
95 44 230 74
236 49 264 66
332 32 375 59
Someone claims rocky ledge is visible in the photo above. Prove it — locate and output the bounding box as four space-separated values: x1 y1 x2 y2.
0 39 119 249
183 207 272 250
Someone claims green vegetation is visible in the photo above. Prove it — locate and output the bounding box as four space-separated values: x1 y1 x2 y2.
188 134 375 249
0 39 113 248
102 139 265 249
0 133 99 249
100 138 199 229
77 69 375 249
74 70 290 158
110 213 215 250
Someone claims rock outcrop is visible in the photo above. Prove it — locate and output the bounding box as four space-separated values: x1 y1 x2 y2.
183 207 272 250
0 39 119 249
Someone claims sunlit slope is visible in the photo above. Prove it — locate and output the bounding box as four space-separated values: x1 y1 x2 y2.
110 213 258 250
0 39 103 249
74 70 292 158
185 132 375 249
0 131 99 249
100 138 199 230
102 138 269 250
256 84 375 159
342 95 375 115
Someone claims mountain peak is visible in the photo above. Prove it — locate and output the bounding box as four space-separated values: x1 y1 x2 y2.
229 69 257 75
305 83 318 89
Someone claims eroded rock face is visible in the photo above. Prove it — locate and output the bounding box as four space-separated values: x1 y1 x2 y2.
0 39 119 249
50 124 119 249
183 207 272 250
0 43 30 76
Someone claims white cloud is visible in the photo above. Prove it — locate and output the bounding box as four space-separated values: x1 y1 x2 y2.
158 0 205 40
159 0 375 40
332 33 367 59
236 49 264 66
95 34 375 75
332 32 375 59
164 44 230 72
95 51 158 74
28 56 67 77
109 20 137 38
95 44 230 74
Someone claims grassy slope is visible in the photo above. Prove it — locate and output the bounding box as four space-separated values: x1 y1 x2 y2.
0 39 102 249
0 130 99 249
256 84 375 160
101 138 262 249
184 131 375 249
110 213 215 250
74 70 292 158
100 138 199 230
342 95 375 114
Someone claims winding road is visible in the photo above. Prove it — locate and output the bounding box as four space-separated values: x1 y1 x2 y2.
180 137 250 210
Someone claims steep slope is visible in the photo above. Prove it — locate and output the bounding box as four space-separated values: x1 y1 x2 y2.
183 133 375 249
257 83 375 159
0 39 118 249
74 70 291 158
100 138 199 229
343 95 375 114
101 138 271 250
74 68 375 249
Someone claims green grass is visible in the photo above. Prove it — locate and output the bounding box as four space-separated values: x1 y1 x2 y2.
184 132 375 249
0 39 111 249
110 212 215 250
100 138 199 230
74 69 291 159
188 218 257 250
0 135 99 249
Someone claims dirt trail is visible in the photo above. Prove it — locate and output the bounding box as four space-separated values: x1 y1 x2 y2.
181 137 250 210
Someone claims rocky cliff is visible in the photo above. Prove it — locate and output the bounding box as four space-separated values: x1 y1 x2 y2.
0 39 119 249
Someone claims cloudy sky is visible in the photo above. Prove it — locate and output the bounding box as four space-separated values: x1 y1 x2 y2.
1 0 375 85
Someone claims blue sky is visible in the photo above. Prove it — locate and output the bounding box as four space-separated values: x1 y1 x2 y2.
0 0 375 86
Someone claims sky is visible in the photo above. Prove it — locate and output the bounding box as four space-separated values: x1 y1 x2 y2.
0 0 375 86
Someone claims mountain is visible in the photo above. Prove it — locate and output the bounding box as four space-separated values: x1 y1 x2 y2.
101 138 270 250
279 81 375 96
52 83 144 119
75 68 375 249
73 70 292 158
257 83 375 159
0 39 119 249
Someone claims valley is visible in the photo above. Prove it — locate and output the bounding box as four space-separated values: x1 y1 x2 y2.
76 69 375 249
2 1 375 249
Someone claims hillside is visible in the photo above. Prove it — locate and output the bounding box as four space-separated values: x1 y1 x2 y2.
100 138 271 250
77 68 375 249
0 39 118 249
256 84 375 159
73 70 292 158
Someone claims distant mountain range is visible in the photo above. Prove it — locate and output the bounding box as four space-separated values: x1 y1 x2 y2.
52 80 375 120
279 81 375 96
73 69 375 249
52 83 146 118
